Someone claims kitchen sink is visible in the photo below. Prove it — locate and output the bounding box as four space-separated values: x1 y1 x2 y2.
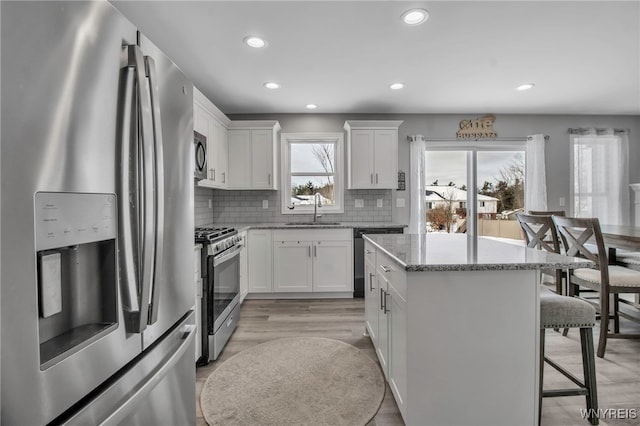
284 222 342 226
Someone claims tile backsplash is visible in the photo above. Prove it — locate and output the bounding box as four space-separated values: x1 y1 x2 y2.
203 187 393 224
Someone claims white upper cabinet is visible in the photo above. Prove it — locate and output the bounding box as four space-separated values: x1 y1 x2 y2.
344 120 403 189
227 121 280 190
194 88 230 189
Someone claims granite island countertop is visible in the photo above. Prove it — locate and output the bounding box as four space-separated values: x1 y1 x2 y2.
364 233 595 272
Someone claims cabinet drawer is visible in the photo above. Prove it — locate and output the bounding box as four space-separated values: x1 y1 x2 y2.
273 228 351 242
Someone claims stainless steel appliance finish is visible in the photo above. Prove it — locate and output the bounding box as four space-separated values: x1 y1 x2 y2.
195 227 241 363
353 227 404 297
1 2 195 425
194 130 207 181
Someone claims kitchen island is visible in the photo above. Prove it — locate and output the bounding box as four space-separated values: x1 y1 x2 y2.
363 233 593 426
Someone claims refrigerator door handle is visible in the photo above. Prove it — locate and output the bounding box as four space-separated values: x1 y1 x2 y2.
118 63 142 326
144 55 164 325
121 44 155 333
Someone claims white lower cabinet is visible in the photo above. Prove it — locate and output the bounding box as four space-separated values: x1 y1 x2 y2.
247 229 273 293
365 241 407 416
272 229 353 294
239 230 248 302
273 241 313 292
364 244 378 345
388 282 407 412
247 228 353 297
312 240 352 292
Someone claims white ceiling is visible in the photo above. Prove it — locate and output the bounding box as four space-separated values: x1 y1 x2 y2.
111 1 640 115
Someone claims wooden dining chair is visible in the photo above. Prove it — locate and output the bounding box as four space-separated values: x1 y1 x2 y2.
516 213 564 295
552 216 640 357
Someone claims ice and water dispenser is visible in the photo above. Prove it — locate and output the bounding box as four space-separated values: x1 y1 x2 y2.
35 192 118 369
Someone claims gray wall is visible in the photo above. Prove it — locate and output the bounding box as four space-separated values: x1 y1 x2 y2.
231 113 640 226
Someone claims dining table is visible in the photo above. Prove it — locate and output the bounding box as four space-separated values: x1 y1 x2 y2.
600 224 640 251
599 224 640 307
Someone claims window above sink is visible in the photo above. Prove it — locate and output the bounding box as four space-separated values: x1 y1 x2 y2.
281 133 344 215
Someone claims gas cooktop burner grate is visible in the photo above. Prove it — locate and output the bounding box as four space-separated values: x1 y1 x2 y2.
194 226 236 243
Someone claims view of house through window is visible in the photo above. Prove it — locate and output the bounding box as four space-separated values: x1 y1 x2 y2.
289 142 336 208
425 149 525 239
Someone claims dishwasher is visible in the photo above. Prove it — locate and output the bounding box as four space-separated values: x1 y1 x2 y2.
353 226 404 297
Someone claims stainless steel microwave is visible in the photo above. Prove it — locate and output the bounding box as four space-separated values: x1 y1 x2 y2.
194 131 207 181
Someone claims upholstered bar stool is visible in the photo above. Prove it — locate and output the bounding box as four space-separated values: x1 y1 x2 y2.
539 287 598 425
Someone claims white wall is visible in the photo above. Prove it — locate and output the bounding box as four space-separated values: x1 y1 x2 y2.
230 113 640 226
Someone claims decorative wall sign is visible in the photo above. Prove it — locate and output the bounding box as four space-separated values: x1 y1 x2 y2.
456 114 497 139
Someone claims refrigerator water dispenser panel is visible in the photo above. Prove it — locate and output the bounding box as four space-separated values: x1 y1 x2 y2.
35 192 117 251
35 192 118 369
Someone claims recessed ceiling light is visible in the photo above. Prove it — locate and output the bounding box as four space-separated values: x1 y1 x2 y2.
390 83 405 90
264 82 280 89
305 104 318 110
402 9 429 25
516 83 535 91
244 36 267 48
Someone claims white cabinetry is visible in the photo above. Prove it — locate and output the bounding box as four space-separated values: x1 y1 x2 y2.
273 240 313 292
247 229 273 293
364 242 378 345
228 122 280 190
239 230 248 303
344 120 403 189
364 238 540 425
246 228 352 297
364 241 407 413
194 88 230 189
313 240 352 292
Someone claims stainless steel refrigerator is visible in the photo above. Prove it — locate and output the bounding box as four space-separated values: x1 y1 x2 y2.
1 1 196 424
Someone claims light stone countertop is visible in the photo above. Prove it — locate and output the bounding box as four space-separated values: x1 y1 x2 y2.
207 222 407 233
364 233 595 272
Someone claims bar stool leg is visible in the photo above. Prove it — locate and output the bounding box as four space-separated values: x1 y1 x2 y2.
580 327 599 425
539 329 545 426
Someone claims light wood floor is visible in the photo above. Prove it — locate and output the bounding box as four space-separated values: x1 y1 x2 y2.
196 298 640 426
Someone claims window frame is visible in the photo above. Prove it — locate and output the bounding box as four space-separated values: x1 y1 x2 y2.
424 140 527 236
281 132 344 214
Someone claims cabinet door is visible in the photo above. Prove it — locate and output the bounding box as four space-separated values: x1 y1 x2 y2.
239 232 248 302
388 283 407 414
312 240 352 292
228 130 251 188
273 241 313 292
251 129 273 189
373 129 397 189
208 118 228 188
193 102 207 135
349 129 375 189
364 255 378 344
247 230 272 292
376 274 389 377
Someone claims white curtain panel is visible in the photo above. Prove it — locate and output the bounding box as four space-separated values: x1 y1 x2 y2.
571 129 629 225
408 135 426 234
525 134 548 212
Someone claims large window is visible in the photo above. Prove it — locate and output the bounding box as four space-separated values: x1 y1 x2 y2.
281 133 344 214
571 130 629 225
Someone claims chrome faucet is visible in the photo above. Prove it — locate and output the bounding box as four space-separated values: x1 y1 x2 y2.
313 193 322 223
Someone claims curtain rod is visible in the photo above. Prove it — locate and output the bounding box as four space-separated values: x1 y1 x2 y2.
568 128 630 135
414 136 549 142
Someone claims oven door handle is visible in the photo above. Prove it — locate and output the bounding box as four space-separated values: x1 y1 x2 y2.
213 245 242 267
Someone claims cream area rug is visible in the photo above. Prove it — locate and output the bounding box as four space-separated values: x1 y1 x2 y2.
200 337 385 426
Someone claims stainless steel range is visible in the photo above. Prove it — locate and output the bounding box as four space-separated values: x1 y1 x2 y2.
195 226 242 364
